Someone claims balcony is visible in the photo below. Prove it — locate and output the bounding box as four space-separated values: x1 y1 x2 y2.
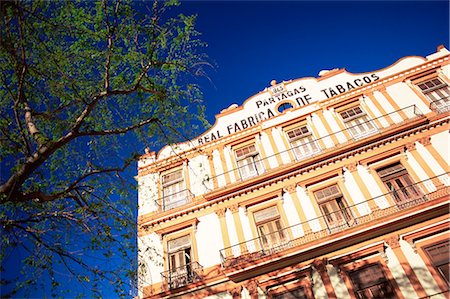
159 189 194 212
430 97 450 113
161 261 203 290
212 105 424 187
219 173 449 268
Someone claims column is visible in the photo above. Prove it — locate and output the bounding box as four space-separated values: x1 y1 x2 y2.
230 204 248 253
366 92 395 125
418 136 448 176
215 208 231 255
385 234 428 298
405 142 444 188
229 286 242 299
314 110 340 146
219 145 232 185
207 151 219 190
263 128 284 166
312 258 337 299
345 162 379 212
243 280 259 299
285 184 312 234
379 87 408 120
338 169 362 218
360 97 384 129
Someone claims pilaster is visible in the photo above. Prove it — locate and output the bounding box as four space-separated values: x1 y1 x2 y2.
385 234 428 298
312 258 337 299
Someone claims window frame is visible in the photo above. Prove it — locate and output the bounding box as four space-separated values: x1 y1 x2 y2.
338 105 377 139
423 240 450 285
332 249 402 299
314 184 354 232
161 168 190 211
162 228 200 290
285 124 321 160
415 76 450 113
234 143 265 180
347 263 396 299
253 205 287 252
375 162 423 209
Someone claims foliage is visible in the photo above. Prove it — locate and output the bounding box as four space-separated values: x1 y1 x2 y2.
0 0 209 297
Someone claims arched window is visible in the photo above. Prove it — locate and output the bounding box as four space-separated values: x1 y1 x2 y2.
277 102 294 113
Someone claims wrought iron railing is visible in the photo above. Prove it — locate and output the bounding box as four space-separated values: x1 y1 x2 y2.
159 189 194 212
430 97 450 113
161 261 203 290
219 173 449 267
214 105 424 184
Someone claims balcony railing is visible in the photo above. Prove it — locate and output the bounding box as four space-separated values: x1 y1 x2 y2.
430 96 450 113
213 105 424 186
219 173 448 267
161 261 203 290
159 189 194 212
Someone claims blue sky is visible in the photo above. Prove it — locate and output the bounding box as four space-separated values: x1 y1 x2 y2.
179 1 449 126
2 1 448 298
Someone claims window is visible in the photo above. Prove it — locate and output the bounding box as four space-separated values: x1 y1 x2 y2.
278 102 294 113
165 235 200 289
377 163 423 209
340 106 377 139
162 169 190 211
286 125 320 160
349 264 396 299
424 240 450 284
235 144 265 180
416 77 450 113
273 287 308 299
254 206 287 252
314 185 353 232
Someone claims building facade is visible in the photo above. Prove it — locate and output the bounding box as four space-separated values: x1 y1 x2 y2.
136 45 450 299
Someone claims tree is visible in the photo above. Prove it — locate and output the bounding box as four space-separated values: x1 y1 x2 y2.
0 0 209 297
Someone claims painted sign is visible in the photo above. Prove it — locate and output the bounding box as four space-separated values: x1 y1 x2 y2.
197 73 380 145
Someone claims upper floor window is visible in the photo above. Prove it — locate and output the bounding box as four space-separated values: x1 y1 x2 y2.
416 77 450 113
314 184 353 232
340 106 377 139
235 144 265 180
376 163 423 209
254 206 287 252
349 263 395 299
165 235 201 289
424 240 449 284
286 125 320 160
162 169 191 211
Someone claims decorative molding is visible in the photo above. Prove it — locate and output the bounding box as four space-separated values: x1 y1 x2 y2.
229 285 242 298
417 136 432 146
311 258 328 274
385 234 400 249
284 184 297 194
345 162 358 172
229 203 240 213
243 280 258 294
154 218 199 236
215 208 227 218
405 142 416 152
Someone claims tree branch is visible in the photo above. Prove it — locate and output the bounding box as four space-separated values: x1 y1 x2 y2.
78 117 159 137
